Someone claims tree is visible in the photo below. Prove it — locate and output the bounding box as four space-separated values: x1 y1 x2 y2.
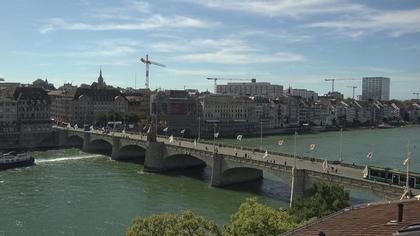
288 181 350 223
223 198 298 236
32 78 56 90
127 211 221 236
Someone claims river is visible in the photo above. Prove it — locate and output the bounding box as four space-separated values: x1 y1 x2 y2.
0 126 418 235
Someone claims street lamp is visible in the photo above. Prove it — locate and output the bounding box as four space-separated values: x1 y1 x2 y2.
259 120 263 150
198 116 201 141
294 128 297 168
339 128 343 163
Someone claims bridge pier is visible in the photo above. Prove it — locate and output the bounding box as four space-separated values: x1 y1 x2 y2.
144 141 166 172
82 133 90 152
211 154 263 187
289 168 313 208
111 137 120 160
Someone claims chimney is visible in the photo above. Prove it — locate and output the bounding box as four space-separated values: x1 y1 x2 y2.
397 203 404 223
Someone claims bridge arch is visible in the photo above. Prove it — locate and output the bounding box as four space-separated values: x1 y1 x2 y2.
219 167 264 186
163 153 207 170
116 144 146 163
67 135 84 148
87 138 113 155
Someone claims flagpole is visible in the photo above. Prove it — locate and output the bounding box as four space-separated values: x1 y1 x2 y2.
213 124 216 154
339 128 343 163
198 116 201 141
260 121 263 150
406 141 410 191
294 128 297 168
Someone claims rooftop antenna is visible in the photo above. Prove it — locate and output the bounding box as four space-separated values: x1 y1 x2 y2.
135 72 137 89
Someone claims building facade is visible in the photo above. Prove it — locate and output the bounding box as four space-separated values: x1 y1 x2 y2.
216 79 283 98
199 94 257 137
14 87 52 147
0 87 19 146
151 90 200 137
362 77 390 101
288 88 318 101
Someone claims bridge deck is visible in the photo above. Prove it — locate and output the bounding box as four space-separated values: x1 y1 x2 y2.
57 126 420 197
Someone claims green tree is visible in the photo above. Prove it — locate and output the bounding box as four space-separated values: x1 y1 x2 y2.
32 78 56 90
223 198 298 236
127 211 221 236
289 181 350 223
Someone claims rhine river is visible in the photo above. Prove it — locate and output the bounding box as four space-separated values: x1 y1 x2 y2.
0 126 419 235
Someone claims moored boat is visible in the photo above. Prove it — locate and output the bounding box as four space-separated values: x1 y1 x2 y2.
0 151 35 170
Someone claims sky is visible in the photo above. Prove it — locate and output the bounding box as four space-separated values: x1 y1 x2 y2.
0 0 419 99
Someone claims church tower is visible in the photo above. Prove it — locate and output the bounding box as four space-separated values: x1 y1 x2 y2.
98 68 105 89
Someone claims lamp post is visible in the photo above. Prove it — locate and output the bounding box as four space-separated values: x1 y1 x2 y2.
198 116 201 141
260 120 263 150
339 128 343 163
213 124 217 154
405 141 411 192
294 128 297 168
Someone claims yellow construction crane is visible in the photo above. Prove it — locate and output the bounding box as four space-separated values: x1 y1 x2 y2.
325 78 361 92
207 77 253 93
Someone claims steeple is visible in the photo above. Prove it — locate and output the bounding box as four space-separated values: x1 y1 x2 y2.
98 68 104 88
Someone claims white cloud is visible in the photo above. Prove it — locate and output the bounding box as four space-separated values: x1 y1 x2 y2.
183 0 369 18
178 50 304 65
163 68 250 77
306 8 420 37
39 15 214 33
151 37 305 65
13 38 141 58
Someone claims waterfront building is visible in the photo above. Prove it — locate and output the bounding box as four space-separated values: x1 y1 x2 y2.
362 77 390 101
49 71 128 126
322 91 344 100
123 88 151 118
288 88 318 101
408 103 420 123
251 96 273 129
199 94 257 137
0 87 19 146
216 79 283 98
14 86 52 147
151 90 200 136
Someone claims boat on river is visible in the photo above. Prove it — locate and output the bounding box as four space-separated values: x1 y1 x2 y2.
0 151 35 170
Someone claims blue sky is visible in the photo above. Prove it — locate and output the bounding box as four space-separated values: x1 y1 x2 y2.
0 0 419 99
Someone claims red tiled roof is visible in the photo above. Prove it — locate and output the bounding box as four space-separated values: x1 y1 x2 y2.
284 199 420 236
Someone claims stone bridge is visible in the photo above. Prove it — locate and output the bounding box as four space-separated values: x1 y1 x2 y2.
56 127 409 206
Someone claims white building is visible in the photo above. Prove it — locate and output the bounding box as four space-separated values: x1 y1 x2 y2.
288 88 318 101
362 77 390 101
216 79 283 98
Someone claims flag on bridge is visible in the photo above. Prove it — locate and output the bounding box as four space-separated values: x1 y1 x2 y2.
237 135 243 141
214 132 219 138
404 157 410 166
74 124 78 129
193 139 197 146
309 144 316 151
362 165 368 178
89 125 93 131
180 129 185 134
263 150 268 158
147 126 151 134
163 127 168 133
67 123 71 129
322 159 329 171
277 139 284 146
169 135 174 143
366 151 373 159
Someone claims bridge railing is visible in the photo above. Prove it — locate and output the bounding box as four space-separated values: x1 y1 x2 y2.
57 127 365 170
